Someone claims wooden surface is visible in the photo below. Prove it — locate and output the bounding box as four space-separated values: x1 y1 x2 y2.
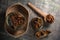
0 0 60 40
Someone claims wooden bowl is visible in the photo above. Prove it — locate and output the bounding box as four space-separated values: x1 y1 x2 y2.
30 17 43 31
4 3 29 38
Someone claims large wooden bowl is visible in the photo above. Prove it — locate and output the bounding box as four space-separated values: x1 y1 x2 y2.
4 3 29 38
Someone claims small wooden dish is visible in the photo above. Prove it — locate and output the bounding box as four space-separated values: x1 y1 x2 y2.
30 17 44 31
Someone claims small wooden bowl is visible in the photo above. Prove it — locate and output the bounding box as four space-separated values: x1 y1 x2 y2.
4 3 29 38
30 17 44 31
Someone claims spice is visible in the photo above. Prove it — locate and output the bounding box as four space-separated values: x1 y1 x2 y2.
46 14 54 23
35 31 42 38
8 12 25 29
35 30 51 38
31 18 43 30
